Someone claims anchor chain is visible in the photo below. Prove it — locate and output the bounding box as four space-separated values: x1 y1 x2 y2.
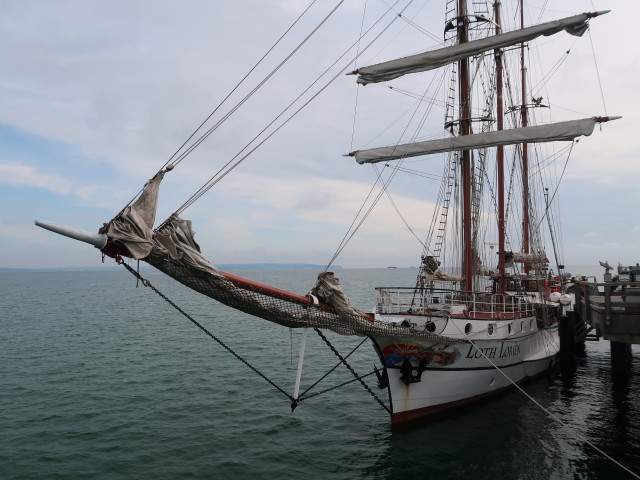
313 328 391 414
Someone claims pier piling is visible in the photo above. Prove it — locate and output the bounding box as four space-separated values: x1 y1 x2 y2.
610 341 632 372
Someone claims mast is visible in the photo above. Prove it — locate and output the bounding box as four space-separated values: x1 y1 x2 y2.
458 0 473 292
520 0 530 262
495 1 505 292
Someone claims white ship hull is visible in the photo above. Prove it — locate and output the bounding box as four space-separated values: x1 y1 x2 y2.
371 313 560 425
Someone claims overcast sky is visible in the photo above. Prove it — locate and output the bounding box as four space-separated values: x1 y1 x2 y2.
1 0 637 271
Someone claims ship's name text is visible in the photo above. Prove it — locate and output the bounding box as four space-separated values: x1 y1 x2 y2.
465 343 520 359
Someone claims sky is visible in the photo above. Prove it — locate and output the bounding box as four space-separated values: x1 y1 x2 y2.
1 0 638 270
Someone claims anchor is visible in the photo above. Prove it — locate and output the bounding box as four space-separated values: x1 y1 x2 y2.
400 358 429 385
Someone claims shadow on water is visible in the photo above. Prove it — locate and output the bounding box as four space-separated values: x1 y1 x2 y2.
365 343 640 480
364 375 567 480
573 347 640 480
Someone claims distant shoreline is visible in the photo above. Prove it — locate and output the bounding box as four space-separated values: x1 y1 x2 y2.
0 263 343 273
0 264 603 273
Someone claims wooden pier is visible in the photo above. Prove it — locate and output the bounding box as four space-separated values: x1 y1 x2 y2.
572 278 640 368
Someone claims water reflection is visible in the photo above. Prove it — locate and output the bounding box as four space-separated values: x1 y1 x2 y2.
366 342 640 480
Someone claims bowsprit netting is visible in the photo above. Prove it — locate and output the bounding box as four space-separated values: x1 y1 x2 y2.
103 171 466 344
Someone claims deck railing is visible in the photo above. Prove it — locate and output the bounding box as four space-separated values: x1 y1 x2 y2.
375 287 536 317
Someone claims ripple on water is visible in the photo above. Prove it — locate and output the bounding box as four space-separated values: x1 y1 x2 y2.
2 270 640 479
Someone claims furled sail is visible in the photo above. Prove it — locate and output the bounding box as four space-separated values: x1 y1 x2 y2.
350 117 598 164
354 12 607 85
504 251 548 268
103 173 466 343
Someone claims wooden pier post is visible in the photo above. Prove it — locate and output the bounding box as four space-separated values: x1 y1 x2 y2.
559 312 576 370
610 341 632 371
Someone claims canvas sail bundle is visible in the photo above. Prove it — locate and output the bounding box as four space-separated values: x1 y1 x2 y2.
354 12 602 85
350 117 598 164
105 174 466 343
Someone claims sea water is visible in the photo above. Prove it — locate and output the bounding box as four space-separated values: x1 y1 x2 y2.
1 267 639 479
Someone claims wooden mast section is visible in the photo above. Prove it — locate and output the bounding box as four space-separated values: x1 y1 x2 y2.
458 0 473 293
520 0 530 264
495 1 505 293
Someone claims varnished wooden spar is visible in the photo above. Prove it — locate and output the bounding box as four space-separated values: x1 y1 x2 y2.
35 218 374 322
219 270 374 321
100 228 374 322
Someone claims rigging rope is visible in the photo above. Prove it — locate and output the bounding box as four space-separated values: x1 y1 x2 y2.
119 261 295 404
121 0 319 212
374 163 428 250
385 163 446 182
312 328 390 413
298 370 378 403
587 28 608 116
461 326 640 480
536 140 574 229
169 0 415 220
167 0 346 173
349 0 368 152
298 336 368 398
163 0 320 172
325 59 445 270
120 261 391 413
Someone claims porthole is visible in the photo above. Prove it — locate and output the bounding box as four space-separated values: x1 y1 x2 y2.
488 324 494 335
465 323 472 334
508 323 512 334
426 321 436 332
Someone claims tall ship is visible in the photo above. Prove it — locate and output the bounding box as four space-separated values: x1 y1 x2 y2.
37 1 617 425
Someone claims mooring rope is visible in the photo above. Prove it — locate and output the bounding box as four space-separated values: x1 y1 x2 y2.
459 325 640 479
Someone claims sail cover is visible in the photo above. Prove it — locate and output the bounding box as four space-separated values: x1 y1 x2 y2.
355 12 600 85
351 117 597 164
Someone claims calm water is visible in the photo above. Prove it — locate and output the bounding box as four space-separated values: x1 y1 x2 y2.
2 268 640 479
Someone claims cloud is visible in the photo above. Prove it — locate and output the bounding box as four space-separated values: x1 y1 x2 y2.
0 162 71 195
0 1 638 269
217 172 434 234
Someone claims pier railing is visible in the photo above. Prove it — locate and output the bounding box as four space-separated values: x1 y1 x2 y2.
573 280 640 316
375 287 535 317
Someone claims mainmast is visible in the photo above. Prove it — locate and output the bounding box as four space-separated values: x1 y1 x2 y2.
495 1 505 292
458 0 473 292
520 0 530 261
